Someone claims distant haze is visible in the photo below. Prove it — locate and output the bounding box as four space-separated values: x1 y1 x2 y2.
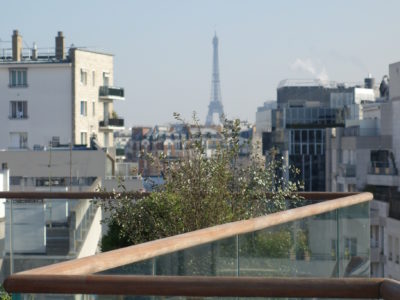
1 0 400 126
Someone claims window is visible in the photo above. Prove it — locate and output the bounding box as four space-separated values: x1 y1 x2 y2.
92 101 96 116
80 100 87 116
80 69 87 85
103 72 110 86
10 101 27 119
51 136 60 147
80 132 87 145
9 69 27 87
345 237 357 258
10 176 22 185
104 132 109 147
389 235 393 261
92 71 96 86
9 132 28 149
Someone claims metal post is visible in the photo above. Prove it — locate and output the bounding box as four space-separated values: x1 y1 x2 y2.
69 141 72 191
152 257 156 276
48 142 52 228
9 199 14 275
236 235 240 277
336 208 340 277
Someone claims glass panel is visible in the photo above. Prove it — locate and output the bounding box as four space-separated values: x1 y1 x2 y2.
11 101 16 118
9 201 371 300
302 130 307 143
239 210 338 277
17 71 22 85
11 70 16 85
22 70 27 85
99 201 370 280
3 198 100 277
338 202 370 277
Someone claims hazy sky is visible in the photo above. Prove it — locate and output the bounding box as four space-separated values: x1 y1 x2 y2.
2 0 400 127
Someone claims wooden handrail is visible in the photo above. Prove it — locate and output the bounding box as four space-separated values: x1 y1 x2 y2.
3 275 385 298
380 278 400 300
0 191 149 199
0 191 357 200
17 192 372 276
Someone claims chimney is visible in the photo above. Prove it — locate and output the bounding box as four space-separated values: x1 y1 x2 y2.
55 31 65 60
31 42 38 61
364 74 375 89
12 30 22 61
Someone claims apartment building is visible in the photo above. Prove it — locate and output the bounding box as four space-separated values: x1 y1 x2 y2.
125 123 253 179
325 66 400 279
0 30 135 279
255 100 277 137
0 30 125 150
261 79 375 191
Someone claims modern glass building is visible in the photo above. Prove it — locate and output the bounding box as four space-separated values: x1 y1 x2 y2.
264 79 373 191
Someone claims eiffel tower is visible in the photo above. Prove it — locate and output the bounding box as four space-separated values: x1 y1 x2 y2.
205 33 225 126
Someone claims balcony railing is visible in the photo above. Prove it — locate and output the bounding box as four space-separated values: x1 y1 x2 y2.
99 86 124 99
2 191 400 299
368 166 398 175
99 118 124 128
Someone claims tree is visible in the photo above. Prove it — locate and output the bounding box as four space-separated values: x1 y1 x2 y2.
100 114 302 251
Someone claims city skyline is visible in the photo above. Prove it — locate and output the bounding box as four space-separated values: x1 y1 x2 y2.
1 0 400 126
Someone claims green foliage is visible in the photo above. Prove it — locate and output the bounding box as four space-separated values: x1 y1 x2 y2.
101 220 132 251
255 230 292 258
101 114 303 250
0 286 11 300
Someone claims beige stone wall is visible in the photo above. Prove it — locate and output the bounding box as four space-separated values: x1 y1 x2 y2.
73 49 114 147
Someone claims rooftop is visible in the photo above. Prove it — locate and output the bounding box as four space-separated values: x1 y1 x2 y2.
0 29 113 65
277 78 363 89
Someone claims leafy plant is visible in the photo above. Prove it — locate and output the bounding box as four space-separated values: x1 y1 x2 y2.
101 114 303 250
0 286 11 300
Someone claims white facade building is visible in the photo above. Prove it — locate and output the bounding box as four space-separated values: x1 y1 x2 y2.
325 62 400 280
255 101 277 137
0 30 125 150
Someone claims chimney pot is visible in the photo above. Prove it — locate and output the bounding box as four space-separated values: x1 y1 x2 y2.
55 31 65 60
12 30 22 62
32 42 38 61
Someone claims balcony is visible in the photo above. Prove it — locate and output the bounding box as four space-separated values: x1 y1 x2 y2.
0 191 104 280
367 173 399 187
368 166 398 176
99 118 124 130
366 162 398 186
99 86 125 101
4 191 400 299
